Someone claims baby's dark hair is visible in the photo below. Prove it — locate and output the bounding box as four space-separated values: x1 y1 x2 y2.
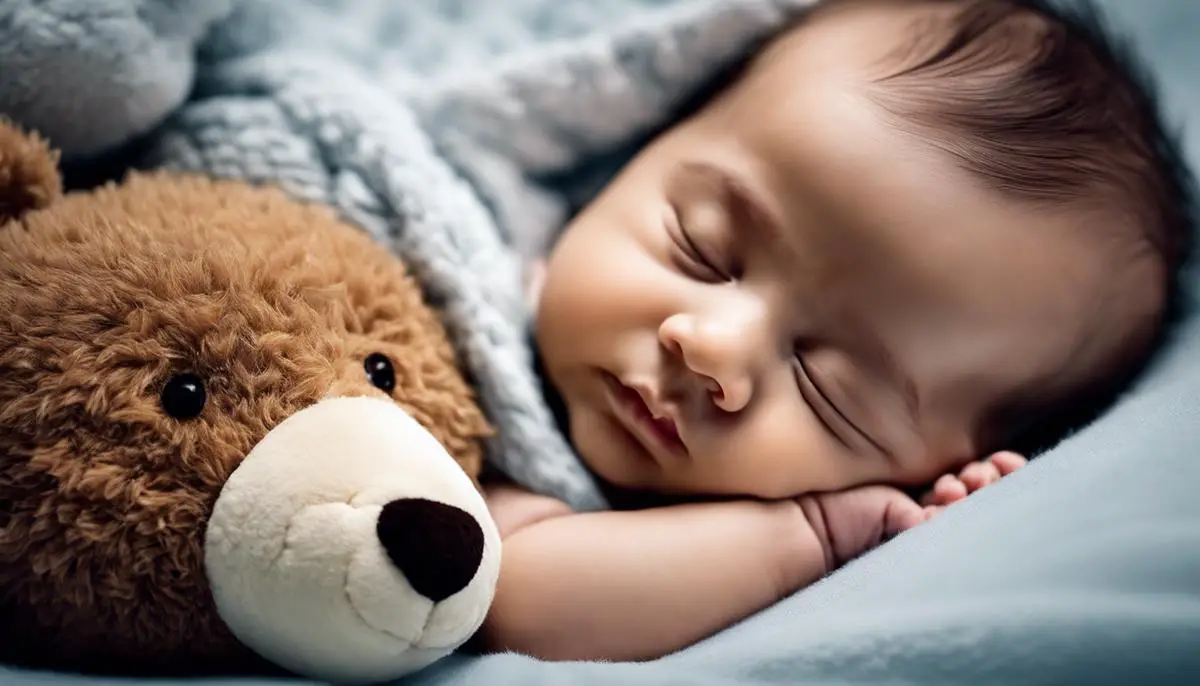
857 0 1195 455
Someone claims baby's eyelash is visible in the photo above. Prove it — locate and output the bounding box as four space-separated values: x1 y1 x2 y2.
794 357 861 448
667 213 728 282
795 357 891 456
681 230 721 273
794 357 841 438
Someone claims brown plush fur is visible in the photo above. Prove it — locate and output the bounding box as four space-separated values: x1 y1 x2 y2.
0 123 60 221
0 122 491 674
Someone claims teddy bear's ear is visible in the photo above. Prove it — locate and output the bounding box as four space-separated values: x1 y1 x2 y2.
0 118 62 224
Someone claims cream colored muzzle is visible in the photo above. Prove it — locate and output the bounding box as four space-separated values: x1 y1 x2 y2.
205 396 500 685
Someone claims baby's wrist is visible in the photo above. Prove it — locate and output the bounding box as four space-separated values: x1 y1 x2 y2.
792 496 836 575
769 497 833 592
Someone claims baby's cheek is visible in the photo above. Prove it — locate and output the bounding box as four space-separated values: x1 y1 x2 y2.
719 403 855 497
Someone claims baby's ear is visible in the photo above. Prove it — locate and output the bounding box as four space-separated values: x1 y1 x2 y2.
0 118 62 224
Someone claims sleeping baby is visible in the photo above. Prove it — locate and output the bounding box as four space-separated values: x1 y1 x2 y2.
476 0 1192 661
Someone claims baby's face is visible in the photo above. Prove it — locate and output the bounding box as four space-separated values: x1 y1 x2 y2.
535 2 1123 498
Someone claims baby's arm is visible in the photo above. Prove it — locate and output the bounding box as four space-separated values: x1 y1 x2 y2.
478 484 931 662
479 488 823 662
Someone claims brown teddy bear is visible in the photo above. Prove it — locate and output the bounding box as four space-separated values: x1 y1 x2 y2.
0 120 502 684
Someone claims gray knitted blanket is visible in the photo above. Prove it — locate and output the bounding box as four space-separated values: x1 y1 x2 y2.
0 0 817 511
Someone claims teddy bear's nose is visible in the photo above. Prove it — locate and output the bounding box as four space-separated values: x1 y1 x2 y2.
375 497 486 602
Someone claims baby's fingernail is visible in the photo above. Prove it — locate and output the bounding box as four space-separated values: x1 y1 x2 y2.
935 474 958 490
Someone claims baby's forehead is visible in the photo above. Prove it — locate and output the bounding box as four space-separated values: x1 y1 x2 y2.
710 2 963 140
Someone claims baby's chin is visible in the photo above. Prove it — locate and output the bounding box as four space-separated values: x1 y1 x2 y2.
571 433 646 490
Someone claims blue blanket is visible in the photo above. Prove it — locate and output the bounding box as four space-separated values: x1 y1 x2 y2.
1 0 1199 684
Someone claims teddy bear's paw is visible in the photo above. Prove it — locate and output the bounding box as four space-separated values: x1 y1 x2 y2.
204 395 501 685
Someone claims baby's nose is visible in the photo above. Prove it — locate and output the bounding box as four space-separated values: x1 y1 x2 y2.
659 312 761 412
376 497 485 602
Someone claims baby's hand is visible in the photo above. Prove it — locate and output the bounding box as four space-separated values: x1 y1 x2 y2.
796 486 937 571
920 451 1027 507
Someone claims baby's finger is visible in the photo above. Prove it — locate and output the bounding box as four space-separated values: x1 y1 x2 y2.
883 495 929 538
960 459 1001 491
924 473 967 506
988 451 1028 476
918 489 943 507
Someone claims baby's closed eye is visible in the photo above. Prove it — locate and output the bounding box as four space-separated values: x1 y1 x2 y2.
665 208 733 283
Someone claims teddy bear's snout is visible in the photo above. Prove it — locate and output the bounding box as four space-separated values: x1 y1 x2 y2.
376 497 485 602
203 395 500 683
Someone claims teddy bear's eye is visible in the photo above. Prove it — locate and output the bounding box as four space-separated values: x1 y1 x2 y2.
160 373 207 420
364 353 396 394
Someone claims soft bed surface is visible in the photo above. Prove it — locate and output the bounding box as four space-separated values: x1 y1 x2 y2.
1 0 1198 684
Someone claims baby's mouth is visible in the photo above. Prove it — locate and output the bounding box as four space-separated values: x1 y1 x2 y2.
604 373 688 457
637 397 682 446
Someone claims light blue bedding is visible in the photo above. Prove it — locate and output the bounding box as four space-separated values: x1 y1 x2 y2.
1 0 1198 684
